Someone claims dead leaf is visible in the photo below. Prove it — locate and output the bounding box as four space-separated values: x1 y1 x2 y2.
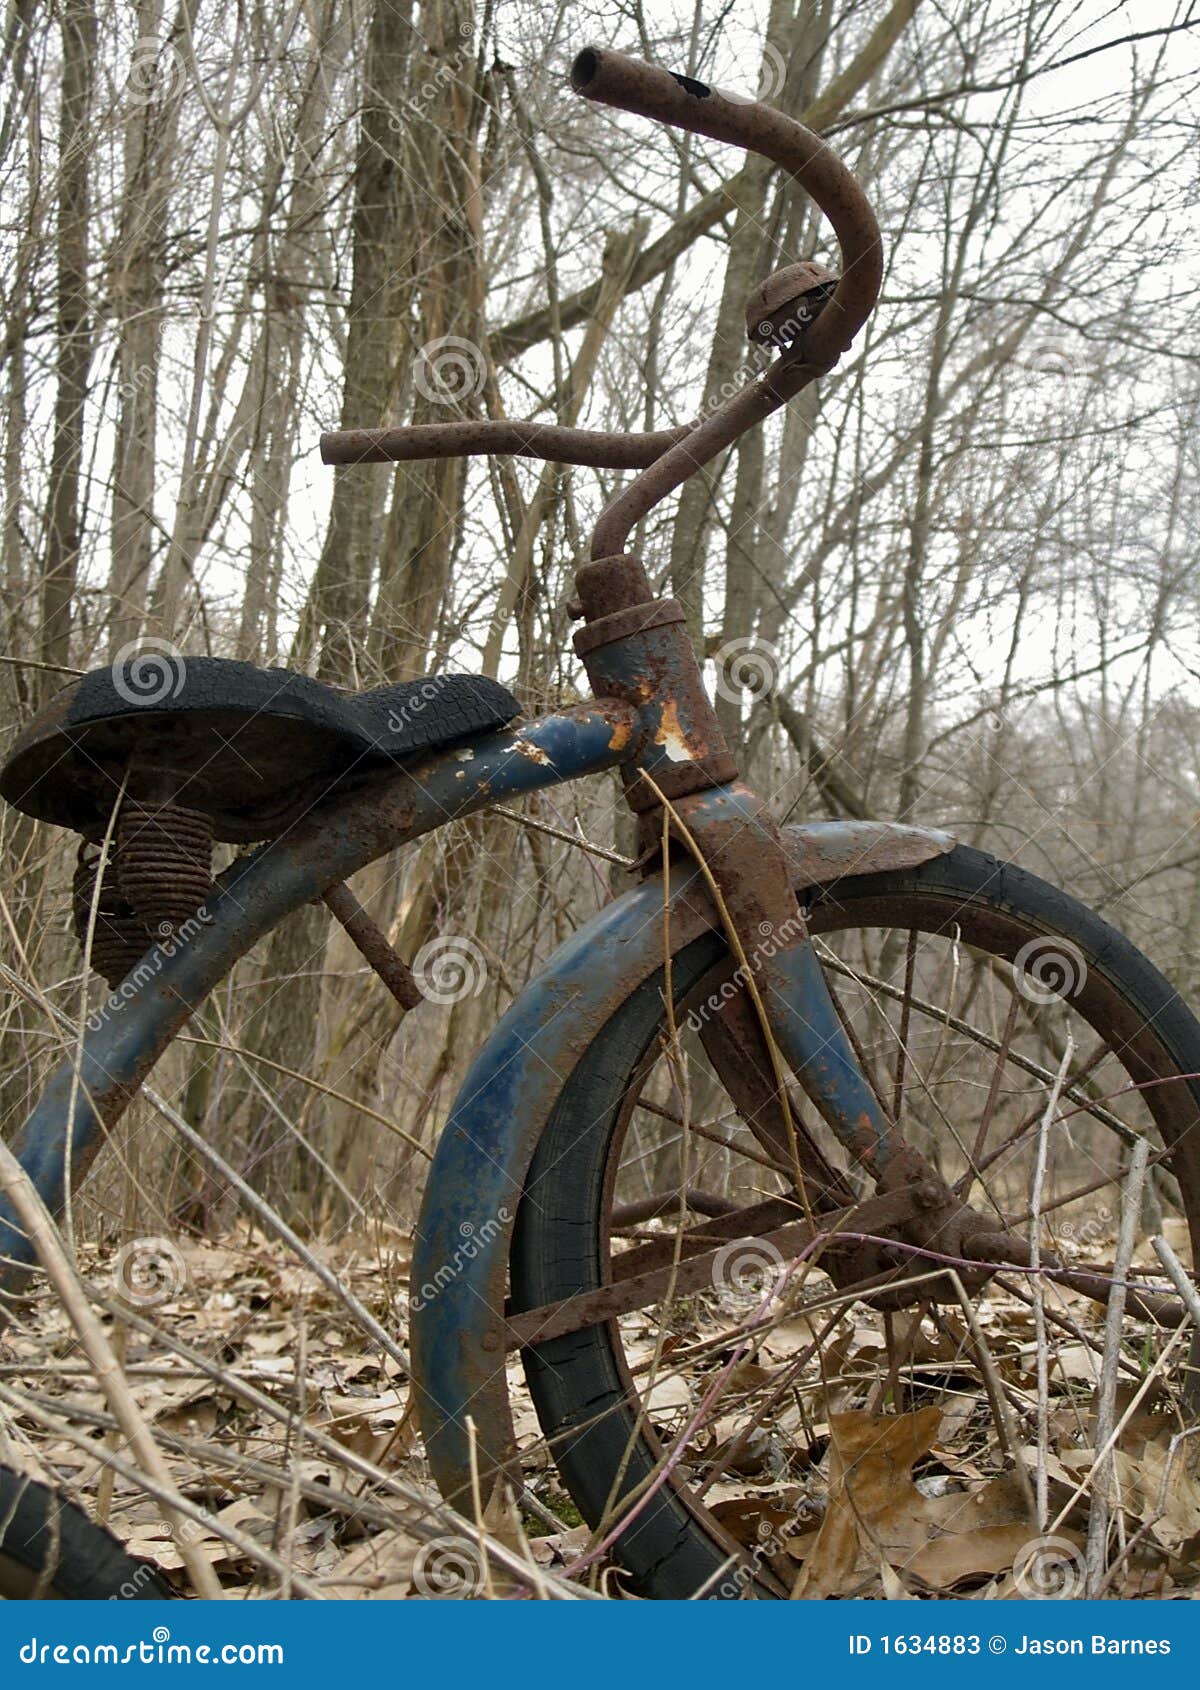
321 1529 422 1598
1111 1441 1200 1553
793 1405 943 1598
793 1410 1041 1598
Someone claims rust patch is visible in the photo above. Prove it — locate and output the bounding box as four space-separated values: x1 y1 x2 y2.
607 715 634 753
653 698 700 763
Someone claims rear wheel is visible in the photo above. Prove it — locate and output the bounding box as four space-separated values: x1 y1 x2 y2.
0 1465 172 1599
512 845 1200 1598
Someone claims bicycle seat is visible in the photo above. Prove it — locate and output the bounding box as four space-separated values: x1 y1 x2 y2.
0 657 520 842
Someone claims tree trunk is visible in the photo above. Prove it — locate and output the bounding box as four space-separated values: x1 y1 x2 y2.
39 0 97 694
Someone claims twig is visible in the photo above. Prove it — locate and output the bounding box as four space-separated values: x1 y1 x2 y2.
1152 1233 1200 1331
0 653 84 676
945 1270 1037 1521
1049 1319 1188 1538
177 1032 433 1160
1093 1426 1200 1598
82 1288 592 1597
0 952 411 1377
0 1139 224 1599
491 805 634 867
1030 1034 1074 1530
1085 1135 1149 1596
278 1318 307 1599
0 1380 323 1598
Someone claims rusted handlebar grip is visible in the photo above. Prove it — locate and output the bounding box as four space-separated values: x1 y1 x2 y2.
570 45 883 370
320 421 689 469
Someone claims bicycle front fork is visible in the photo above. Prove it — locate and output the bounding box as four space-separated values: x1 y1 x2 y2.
570 548 907 1185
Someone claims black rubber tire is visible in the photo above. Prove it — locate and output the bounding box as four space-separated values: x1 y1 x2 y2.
511 844 1200 1600
0 1465 173 1599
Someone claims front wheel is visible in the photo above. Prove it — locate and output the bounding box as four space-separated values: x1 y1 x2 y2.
511 845 1200 1599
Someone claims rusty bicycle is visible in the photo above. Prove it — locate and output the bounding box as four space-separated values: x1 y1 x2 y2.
1 47 1198 1601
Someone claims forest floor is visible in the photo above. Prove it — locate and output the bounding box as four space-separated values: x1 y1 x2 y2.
2 1219 1197 1601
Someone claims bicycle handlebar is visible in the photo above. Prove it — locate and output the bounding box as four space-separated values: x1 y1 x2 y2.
569 47 881 371
320 420 691 469
320 45 884 557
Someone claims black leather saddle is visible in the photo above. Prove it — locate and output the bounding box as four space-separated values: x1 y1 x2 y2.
0 657 520 841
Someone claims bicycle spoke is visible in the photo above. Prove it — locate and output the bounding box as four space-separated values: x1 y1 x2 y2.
891 929 919 1126
965 993 1020 1185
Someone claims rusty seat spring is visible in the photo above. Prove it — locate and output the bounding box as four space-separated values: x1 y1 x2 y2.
72 800 215 987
